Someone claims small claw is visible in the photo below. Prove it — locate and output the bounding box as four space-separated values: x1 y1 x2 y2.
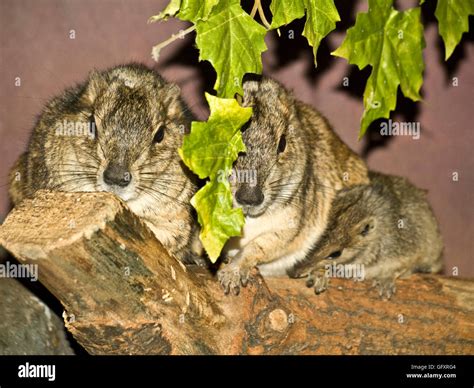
374 278 396 300
223 283 230 295
217 265 251 296
314 286 326 294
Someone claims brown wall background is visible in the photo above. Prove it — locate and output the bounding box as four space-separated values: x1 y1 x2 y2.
0 0 472 276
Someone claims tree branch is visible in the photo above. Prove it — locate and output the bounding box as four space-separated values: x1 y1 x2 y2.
0 191 473 354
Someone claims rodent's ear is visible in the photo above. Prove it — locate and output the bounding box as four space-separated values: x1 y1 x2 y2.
242 76 295 117
162 82 185 118
241 75 262 106
83 70 107 105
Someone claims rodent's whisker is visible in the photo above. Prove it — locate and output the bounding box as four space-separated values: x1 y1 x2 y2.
0 181 12 189
136 158 176 169
59 164 98 171
136 185 191 208
62 153 101 165
269 180 337 194
53 172 97 180
271 192 325 211
50 175 96 188
140 178 187 192
139 176 187 185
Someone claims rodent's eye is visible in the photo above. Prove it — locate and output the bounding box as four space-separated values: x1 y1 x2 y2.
153 126 165 144
361 224 371 236
327 250 342 259
277 134 286 154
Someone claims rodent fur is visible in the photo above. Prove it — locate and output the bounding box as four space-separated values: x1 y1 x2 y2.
219 76 369 294
288 171 444 298
9 63 201 263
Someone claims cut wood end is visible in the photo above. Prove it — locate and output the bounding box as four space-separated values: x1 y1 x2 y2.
0 190 127 256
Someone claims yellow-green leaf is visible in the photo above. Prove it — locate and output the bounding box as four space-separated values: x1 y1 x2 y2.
195 0 267 98
435 0 474 60
302 0 340 66
191 180 245 261
148 0 181 23
332 0 425 138
179 94 252 261
178 0 220 22
270 0 305 29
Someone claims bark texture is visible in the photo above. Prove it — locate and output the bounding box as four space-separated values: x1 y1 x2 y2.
0 191 472 355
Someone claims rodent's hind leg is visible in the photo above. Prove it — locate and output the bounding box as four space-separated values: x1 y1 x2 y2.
306 268 329 295
365 261 407 299
371 277 397 300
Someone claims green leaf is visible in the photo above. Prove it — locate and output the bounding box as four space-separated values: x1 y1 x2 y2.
435 0 474 60
302 0 340 66
148 0 181 23
270 0 340 66
270 0 305 29
191 181 245 261
179 93 252 261
178 0 220 22
195 0 267 98
332 0 425 138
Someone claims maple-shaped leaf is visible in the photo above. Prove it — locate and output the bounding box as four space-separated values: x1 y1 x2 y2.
270 0 340 66
434 0 474 60
333 0 425 137
195 0 267 98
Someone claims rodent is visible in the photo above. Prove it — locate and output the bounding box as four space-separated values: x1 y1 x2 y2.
9 63 202 264
218 76 369 294
287 171 444 299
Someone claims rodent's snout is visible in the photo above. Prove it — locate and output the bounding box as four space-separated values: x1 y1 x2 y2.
103 163 132 187
235 185 264 206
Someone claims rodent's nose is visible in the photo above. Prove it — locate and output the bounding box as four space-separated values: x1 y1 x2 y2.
103 163 132 187
235 186 264 206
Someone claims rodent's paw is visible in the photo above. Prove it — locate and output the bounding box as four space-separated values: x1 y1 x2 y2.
190 254 208 268
306 271 329 295
217 265 251 296
372 278 396 300
180 252 208 267
221 255 231 264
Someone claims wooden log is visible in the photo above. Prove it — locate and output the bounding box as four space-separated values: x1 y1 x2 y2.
0 278 74 355
0 191 473 355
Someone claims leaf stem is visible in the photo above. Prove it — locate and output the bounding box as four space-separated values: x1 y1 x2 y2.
256 0 272 29
250 1 258 18
151 25 196 62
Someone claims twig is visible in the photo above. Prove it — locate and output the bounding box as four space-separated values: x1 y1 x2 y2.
151 25 196 62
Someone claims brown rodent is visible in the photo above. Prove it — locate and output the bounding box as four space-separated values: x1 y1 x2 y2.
9 63 201 264
218 76 369 294
287 171 444 299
